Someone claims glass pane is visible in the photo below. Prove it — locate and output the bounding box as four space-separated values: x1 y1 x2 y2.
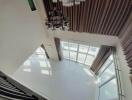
85 55 95 66
98 55 114 75
69 42 78 51
61 41 100 66
62 50 69 59
99 63 116 85
79 44 89 53
70 51 77 61
88 46 99 56
61 41 69 50
77 53 86 63
99 78 118 100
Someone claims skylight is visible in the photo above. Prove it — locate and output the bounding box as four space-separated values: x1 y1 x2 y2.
61 41 100 67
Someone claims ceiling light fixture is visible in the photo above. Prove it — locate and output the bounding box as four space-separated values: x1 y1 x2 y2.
45 2 69 30
45 8 69 30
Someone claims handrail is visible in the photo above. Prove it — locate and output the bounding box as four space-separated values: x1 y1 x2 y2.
0 89 35 100
0 71 42 100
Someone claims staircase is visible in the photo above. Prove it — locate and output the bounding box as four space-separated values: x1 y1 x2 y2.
0 71 47 100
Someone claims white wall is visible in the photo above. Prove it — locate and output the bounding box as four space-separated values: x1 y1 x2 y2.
0 0 47 74
116 42 132 100
52 30 119 47
34 0 59 61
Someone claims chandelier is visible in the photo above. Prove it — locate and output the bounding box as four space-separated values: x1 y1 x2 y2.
52 0 85 6
45 7 69 30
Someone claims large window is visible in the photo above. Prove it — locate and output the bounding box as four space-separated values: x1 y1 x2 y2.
61 41 100 67
98 54 119 100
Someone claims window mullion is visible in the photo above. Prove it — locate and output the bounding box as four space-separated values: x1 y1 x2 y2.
99 75 116 88
68 41 70 60
84 46 90 64
99 60 113 77
76 43 79 62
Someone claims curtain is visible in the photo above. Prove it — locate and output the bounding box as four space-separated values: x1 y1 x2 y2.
54 37 62 60
91 45 112 74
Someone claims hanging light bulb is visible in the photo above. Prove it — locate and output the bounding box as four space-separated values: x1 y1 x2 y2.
45 7 69 31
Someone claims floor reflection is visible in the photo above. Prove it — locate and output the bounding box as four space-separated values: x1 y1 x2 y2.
23 68 31 72
21 47 52 76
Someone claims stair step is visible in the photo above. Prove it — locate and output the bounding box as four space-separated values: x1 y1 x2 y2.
0 79 13 87
0 89 36 100
0 83 20 92
0 85 25 95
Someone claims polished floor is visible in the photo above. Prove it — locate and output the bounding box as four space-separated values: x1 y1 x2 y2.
12 48 98 100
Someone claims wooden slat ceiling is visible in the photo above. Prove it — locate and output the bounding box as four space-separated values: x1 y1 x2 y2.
43 0 132 36
43 0 132 69
119 12 132 69
123 32 132 69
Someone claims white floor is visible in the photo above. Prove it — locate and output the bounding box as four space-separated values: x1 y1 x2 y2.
12 53 98 100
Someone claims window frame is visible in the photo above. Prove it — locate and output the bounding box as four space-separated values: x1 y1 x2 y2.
98 53 122 100
61 41 100 67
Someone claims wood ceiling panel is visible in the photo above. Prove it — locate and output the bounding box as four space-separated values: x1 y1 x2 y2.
119 11 132 70
43 0 131 35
